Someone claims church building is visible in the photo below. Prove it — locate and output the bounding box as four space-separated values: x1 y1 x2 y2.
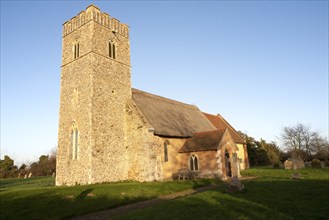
56 5 249 186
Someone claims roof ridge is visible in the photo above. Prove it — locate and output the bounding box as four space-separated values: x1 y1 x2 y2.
132 88 198 110
203 112 246 144
204 112 238 132
216 113 241 136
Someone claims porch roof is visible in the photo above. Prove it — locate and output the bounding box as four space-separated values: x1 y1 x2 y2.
179 130 225 153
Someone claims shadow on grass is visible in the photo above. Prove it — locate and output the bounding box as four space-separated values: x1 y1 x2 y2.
190 179 219 189
113 179 329 220
1 176 328 220
0 180 213 220
0 188 150 220
113 190 291 220
76 189 94 200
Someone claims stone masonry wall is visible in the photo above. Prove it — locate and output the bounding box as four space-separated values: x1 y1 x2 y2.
56 55 93 186
125 100 159 181
56 19 96 185
62 5 129 39
56 5 131 185
90 53 131 183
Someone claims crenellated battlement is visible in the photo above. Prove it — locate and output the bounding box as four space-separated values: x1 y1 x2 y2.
62 5 129 38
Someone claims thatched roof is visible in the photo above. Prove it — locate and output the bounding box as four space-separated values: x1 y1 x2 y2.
204 113 246 144
179 130 223 153
132 88 216 137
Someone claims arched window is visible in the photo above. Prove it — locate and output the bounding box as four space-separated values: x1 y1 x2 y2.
71 123 79 160
74 42 80 59
189 154 198 171
109 41 116 59
164 140 169 162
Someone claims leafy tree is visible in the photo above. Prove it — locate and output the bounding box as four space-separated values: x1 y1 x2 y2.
0 149 57 178
18 163 27 176
258 139 281 166
241 133 280 167
0 155 18 178
29 154 56 176
19 164 26 170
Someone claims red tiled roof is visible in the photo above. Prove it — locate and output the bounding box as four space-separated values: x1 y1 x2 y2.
203 113 246 144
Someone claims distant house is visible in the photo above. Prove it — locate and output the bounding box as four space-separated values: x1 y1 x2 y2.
56 5 249 186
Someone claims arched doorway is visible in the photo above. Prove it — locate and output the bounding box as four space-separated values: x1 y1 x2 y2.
217 131 241 180
225 150 232 178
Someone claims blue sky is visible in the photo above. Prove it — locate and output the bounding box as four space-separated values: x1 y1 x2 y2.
1 1 328 165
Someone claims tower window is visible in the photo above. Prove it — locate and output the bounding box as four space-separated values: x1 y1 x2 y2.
71 128 79 160
189 154 199 171
74 42 80 59
109 42 112 58
109 41 116 59
112 44 116 59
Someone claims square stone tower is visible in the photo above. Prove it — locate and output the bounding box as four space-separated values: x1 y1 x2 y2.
56 5 131 186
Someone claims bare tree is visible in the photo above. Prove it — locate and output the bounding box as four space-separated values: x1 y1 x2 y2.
311 133 329 160
281 123 307 159
300 126 315 157
281 123 328 160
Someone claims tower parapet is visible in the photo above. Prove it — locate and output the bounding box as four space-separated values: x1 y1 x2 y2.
62 5 129 38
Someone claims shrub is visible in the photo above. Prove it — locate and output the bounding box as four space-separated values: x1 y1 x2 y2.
272 161 281 169
311 159 322 169
325 159 329 167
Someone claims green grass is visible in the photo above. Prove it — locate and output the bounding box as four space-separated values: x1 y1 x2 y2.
0 177 215 220
114 168 329 220
1 168 328 220
0 176 55 190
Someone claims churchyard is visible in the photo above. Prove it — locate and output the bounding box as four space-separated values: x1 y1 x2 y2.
0 167 328 220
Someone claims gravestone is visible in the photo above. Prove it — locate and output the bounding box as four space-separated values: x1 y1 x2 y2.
227 176 244 192
291 152 302 180
284 160 293 169
231 153 241 178
284 159 305 170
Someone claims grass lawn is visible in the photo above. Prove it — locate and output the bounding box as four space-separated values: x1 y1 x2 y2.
114 167 329 220
1 168 328 220
0 177 215 220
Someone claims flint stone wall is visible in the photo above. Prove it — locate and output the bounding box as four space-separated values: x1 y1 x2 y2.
56 5 131 186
